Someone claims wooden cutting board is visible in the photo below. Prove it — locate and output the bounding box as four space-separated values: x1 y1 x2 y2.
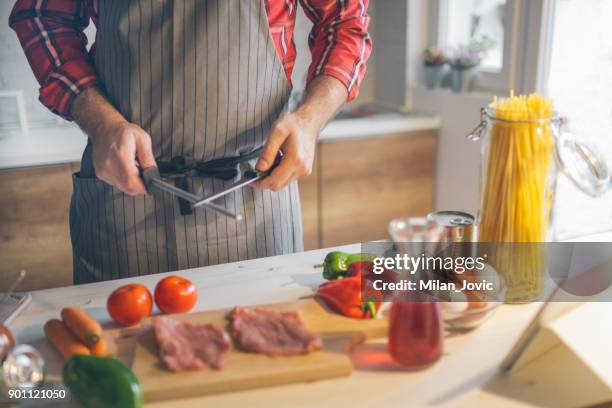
131 298 388 402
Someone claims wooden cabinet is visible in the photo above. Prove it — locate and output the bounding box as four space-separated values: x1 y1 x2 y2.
299 131 437 250
0 163 78 291
298 155 320 251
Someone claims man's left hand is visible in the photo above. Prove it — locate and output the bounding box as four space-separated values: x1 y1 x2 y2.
254 75 348 191
254 112 318 192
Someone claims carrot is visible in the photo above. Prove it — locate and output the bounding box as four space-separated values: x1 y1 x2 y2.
467 301 488 310
464 289 488 310
44 319 90 360
89 338 108 356
61 307 103 346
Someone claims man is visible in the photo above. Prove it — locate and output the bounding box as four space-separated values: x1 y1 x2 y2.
10 0 371 283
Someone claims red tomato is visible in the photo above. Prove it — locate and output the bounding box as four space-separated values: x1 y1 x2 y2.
0 324 15 357
107 284 153 326
154 276 198 314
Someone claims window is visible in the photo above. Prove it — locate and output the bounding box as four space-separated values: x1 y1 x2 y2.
443 0 506 72
546 0 612 238
419 0 611 239
430 0 518 92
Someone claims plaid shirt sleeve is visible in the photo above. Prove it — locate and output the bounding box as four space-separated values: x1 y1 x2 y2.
9 0 99 120
299 0 372 101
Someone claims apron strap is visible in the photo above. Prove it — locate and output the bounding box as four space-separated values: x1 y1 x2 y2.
157 147 263 180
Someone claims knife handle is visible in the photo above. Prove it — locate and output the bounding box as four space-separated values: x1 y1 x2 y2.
244 153 283 179
140 166 161 194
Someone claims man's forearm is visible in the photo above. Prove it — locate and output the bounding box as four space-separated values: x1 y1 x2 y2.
70 87 128 140
295 75 349 135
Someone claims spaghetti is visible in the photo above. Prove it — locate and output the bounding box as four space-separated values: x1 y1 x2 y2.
478 92 555 302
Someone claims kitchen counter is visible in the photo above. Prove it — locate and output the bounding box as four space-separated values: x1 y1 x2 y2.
0 126 86 170
319 112 441 141
9 244 549 407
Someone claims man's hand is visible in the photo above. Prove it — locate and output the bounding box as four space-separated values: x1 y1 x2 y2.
255 75 348 191
254 112 317 191
71 88 156 196
91 120 156 195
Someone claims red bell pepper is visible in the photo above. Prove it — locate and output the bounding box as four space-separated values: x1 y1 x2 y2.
315 277 379 319
346 261 374 279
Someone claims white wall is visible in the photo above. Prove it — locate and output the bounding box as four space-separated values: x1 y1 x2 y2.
404 0 484 215
0 3 59 130
412 87 487 215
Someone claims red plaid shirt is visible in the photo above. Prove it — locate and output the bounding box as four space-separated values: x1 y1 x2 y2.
9 0 371 120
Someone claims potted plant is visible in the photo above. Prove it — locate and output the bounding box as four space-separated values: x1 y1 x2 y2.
447 37 493 93
422 47 447 89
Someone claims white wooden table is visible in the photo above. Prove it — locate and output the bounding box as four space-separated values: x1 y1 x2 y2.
8 245 564 407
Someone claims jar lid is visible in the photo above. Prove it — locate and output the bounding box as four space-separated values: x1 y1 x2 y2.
555 132 611 197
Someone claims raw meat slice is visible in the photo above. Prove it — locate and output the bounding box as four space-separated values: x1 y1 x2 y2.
152 316 231 372
228 307 322 357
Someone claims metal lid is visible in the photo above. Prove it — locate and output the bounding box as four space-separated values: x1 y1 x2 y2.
555 132 611 197
427 211 474 227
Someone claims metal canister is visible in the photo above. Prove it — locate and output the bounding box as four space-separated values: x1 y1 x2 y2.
427 211 475 266
426 211 474 243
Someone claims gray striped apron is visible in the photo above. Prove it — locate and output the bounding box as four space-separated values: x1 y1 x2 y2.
70 0 303 284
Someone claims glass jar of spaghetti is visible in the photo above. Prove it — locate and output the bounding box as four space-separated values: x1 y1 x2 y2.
467 93 610 302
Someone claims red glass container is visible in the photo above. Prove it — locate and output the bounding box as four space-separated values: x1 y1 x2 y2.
388 300 443 369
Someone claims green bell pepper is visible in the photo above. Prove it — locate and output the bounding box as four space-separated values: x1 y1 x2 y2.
63 355 143 408
316 251 378 280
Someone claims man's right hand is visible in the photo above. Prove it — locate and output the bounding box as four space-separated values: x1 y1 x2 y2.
70 88 157 196
91 120 157 196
